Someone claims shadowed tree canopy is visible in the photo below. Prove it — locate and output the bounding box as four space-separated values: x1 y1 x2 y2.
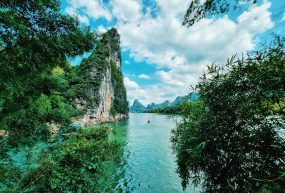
0 0 95 145
172 37 285 192
183 0 258 26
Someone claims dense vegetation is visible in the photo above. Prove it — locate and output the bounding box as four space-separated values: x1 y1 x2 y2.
172 37 285 193
110 60 128 115
0 0 95 145
0 127 122 192
143 94 199 114
130 94 198 114
0 1 125 192
144 103 185 114
66 28 128 115
99 28 128 115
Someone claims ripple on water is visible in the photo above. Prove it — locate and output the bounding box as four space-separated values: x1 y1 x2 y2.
108 113 200 193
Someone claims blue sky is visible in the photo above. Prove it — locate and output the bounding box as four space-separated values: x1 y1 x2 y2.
60 0 285 105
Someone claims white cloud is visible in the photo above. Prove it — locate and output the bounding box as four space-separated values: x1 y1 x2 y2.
97 25 107 33
66 0 274 104
115 1 274 103
110 0 142 22
133 83 192 105
156 71 184 86
124 77 139 90
123 77 149 105
127 88 148 105
65 7 90 24
118 2 273 69
138 74 150 79
237 2 273 33
65 0 112 21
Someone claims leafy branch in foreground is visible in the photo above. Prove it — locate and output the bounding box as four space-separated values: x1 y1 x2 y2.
0 0 95 145
0 127 122 193
183 0 257 26
172 37 285 193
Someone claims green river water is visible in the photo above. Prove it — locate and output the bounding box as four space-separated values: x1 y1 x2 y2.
104 113 200 193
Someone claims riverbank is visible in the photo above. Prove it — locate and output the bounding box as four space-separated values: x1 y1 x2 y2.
73 113 129 127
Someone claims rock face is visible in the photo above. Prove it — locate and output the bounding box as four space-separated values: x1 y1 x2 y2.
129 99 146 113
96 68 114 118
73 28 128 126
172 93 199 106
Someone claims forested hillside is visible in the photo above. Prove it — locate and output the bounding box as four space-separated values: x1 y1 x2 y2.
0 1 127 192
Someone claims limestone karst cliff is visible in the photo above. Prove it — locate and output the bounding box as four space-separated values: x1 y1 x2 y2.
68 28 128 126
129 99 146 113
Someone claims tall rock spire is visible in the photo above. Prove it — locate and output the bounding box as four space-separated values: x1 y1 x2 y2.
72 28 128 126
101 28 121 68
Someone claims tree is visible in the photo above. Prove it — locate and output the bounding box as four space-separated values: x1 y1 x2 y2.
183 0 257 26
0 127 122 192
171 37 285 192
0 0 95 145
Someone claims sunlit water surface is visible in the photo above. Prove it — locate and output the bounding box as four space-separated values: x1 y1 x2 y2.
104 113 200 193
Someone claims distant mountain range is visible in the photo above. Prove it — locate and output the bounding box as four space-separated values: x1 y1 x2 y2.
129 93 199 113
129 99 146 113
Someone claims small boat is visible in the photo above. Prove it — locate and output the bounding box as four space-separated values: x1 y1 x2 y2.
147 120 150 123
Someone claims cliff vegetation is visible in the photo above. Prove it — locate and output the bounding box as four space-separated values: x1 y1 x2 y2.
0 1 127 192
66 28 128 116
